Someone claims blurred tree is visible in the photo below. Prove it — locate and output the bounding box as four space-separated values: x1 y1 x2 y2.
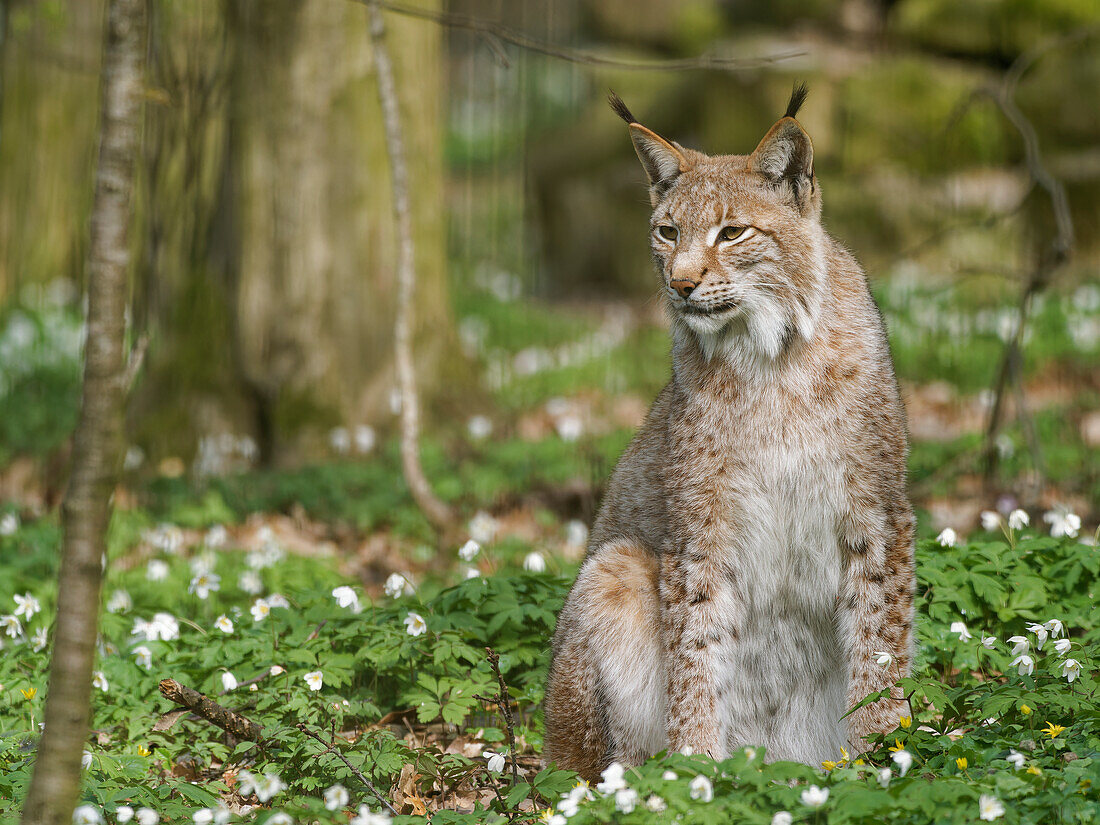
130 0 455 467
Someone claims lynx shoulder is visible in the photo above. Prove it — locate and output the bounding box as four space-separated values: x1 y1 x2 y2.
544 86 915 779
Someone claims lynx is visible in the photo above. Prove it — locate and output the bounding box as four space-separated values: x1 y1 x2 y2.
544 86 915 779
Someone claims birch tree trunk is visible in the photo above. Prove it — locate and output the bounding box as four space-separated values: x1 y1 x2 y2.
19 0 143 821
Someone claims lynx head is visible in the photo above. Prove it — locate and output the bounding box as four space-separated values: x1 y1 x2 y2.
611 85 826 364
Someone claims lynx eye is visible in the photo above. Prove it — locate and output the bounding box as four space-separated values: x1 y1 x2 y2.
719 225 749 242
657 225 678 242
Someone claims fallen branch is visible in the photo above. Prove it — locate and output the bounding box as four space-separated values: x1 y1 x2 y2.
296 723 398 816
158 678 265 743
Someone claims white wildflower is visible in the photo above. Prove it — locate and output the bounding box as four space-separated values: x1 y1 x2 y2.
661 770 677 781
614 788 638 814
404 612 427 636
950 621 972 642
82 750 93 769
1053 638 1071 655
146 559 170 581
250 599 270 622
1045 618 1064 639
1008 509 1029 530
14 593 41 619
0 614 22 639
188 571 221 600
464 567 480 579
116 806 134 823
874 650 893 667
146 524 183 554
597 762 627 794
1062 658 1081 683
239 770 286 803
877 767 891 787
523 552 547 572
221 672 238 691
892 749 913 776
31 626 48 652
0 512 19 535
1011 654 1035 676
1007 635 1029 655
132 613 179 642
266 593 289 609
349 805 390 825
329 426 351 454
73 806 103 825
304 670 323 691
238 570 263 594
354 425 376 454
384 572 413 598
133 645 152 670
332 586 361 612
981 635 997 649
192 811 213 825
92 671 108 692
565 519 588 548
467 415 492 440
270 665 285 675
458 540 481 562
468 511 498 544
323 784 349 811
646 795 667 813
979 794 1005 821
1026 622 1048 649
483 750 505 774
936 528 957 547
1006 750 1025 770
772 814 793 825
1044 508 1081 539
135 811 157 825
106 590 131 614
214 615 234 634
205 525 228 548
266 814 292 825
688 774 713 803
980 511 1001 531
800 785 828 807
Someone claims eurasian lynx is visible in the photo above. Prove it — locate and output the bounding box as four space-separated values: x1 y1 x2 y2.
544 87 914 778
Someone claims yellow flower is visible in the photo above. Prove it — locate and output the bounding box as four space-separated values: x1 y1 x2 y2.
20 688 36 700
899 715 912 729
1042 722 1066 739
854 759 865 766
821 760 837 771
889 738 904 753
1026 765 1042 776
1020 704 1032 716
137 745 151 757
956 757 968 770
839 746 849 761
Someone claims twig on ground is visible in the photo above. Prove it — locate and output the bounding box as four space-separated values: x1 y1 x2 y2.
296 723 398 816
354 0 802 72
158 678 265 743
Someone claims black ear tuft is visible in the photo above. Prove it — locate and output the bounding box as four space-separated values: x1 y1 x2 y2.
784 82 809 120
608 90 637 125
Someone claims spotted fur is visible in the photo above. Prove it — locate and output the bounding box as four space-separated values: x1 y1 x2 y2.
544 93 914 779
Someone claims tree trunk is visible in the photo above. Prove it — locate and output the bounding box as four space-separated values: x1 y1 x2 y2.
19 0 143 822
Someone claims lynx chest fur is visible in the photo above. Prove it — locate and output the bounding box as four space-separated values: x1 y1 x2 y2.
544 87 915 781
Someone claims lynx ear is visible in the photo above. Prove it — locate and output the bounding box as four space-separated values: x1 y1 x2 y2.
749 84 816 213
609 91 691 204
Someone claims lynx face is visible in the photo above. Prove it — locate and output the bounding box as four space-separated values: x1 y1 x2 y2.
612 90 826 363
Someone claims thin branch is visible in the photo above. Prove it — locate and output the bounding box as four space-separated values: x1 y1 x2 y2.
353 0 803 72
158 678 265 743
296 723 398 816
483 647 518 785
366 1 456 535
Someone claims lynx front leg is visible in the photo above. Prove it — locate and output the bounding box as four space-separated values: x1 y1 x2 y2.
839 508 916 753
660 550 733 759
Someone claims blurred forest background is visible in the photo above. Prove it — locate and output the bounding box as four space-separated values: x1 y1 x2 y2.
1 0 1099 538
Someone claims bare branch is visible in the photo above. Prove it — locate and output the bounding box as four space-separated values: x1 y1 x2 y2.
296 723 398 816
353 0 803 72
367 1 456 534
159 679 265 743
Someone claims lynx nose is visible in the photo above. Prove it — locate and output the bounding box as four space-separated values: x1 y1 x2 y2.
670 279 698 299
